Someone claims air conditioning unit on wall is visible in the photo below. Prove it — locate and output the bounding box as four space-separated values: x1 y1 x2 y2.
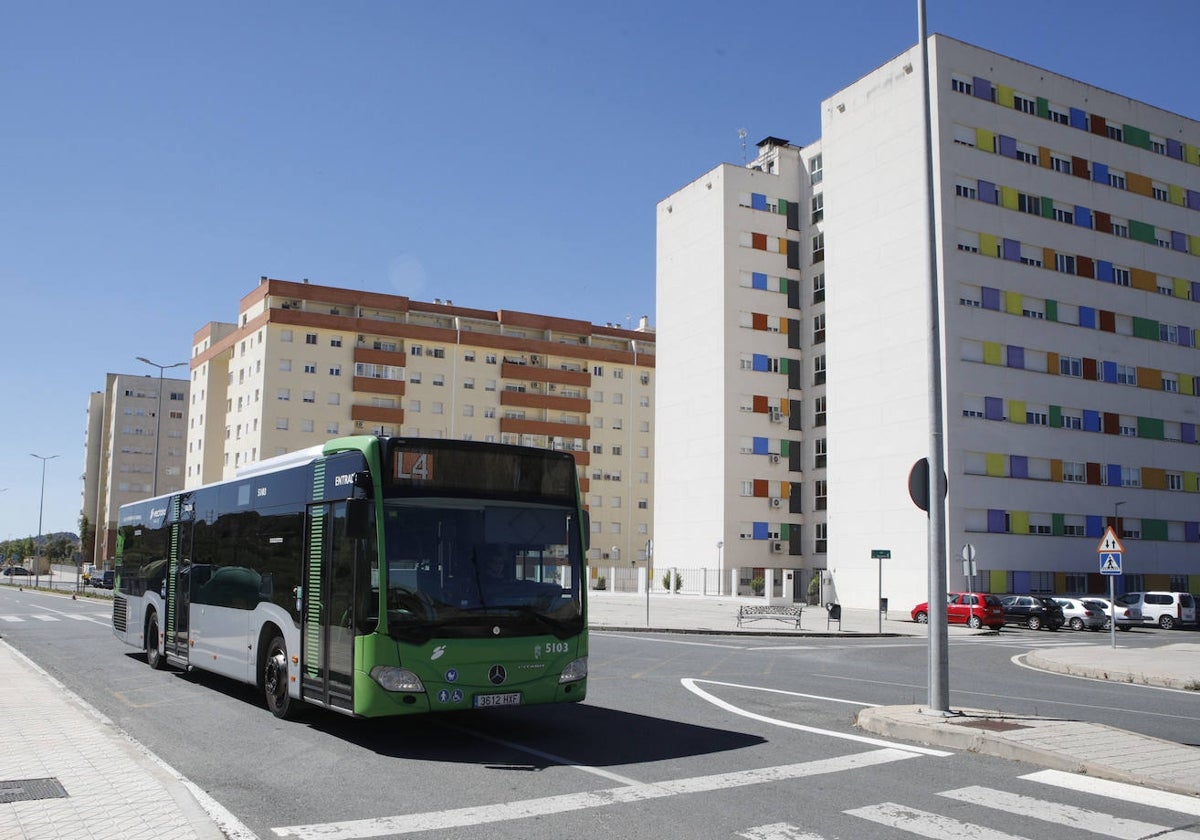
769 497 782 509
770 541 784 553
769 453 781 464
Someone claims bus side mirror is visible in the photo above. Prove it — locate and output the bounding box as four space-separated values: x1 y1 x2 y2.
346 499 371 540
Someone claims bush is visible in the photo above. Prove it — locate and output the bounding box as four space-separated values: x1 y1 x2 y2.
660 571 682 592
751 576 765 596
595 576 607 590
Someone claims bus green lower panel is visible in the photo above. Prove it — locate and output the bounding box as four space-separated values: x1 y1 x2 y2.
350 631 587 718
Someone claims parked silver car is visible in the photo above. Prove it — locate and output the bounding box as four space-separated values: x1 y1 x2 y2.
1084 597 1141 631
1054 597 1107 631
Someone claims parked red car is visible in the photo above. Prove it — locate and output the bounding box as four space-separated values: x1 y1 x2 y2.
911 592 1005 630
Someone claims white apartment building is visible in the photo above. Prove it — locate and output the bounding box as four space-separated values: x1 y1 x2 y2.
185 278 655 568
83 372 190 565
658 35 1200 609
656 137 826 600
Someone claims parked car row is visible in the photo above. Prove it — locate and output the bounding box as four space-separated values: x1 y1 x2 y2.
909 590 1196 631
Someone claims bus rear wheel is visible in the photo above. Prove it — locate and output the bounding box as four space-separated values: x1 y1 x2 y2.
263 634 295 719
146 612 164 670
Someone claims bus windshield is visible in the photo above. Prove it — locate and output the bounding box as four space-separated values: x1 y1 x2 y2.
381 498 583 640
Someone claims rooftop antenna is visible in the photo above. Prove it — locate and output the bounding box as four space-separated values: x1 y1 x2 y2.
737 128 748 163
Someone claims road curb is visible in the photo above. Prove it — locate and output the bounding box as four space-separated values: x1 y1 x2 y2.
1024 650 1194 690
856 705 1200 799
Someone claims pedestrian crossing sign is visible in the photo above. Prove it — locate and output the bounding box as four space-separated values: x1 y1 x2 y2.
1099 553 1122 575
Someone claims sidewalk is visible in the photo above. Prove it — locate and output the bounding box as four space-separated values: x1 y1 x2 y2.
590 592 1200 798
0 641 236 840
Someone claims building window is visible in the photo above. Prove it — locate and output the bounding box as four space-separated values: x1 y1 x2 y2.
1017 193 1041 215
329 365 341 376
1106 125 1123 142
1108 171 1126 190
811 232 824 264
813 314 825 344
1116 365 1137 386
1113 267 1131 287
432 374 444 386
305 333 318 345
330 337 342 347
302 390 315 403
277 388 290 401
813 355 826 386
1026 410 1048 426
1013 94 1036 114
410 344 423 356
327 392 340 405
1062 462 1085 483
1059 357 1082 377
1051 156 1072 174
1167 472 1183 491
814 396 827 427
1054 254 1075 274
814 438 826 468
814 480 827 511
811 193 824 223
951 77 972 95
1052 206 1074 224
809 154 822 185
276 418 288 430
1111 221 1129 238
813 274 825 304
1163 375 1179 393
814 523 827 554
1062 412 1082 430
303 363 317 374
956 182 977 199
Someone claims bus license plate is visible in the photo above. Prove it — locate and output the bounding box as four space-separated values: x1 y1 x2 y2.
474 692 522 708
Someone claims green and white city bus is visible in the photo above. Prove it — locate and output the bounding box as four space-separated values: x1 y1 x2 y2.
112 436 588 718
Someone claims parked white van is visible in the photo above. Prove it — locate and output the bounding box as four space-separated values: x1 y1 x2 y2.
1116 591 1197 630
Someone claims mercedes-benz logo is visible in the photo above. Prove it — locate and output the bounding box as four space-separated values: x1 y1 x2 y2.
488 665 507 685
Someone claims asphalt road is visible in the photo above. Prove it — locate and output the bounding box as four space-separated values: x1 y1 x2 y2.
2 585 1198 840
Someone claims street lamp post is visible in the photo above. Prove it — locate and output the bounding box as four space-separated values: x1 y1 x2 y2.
31 454 58 588
136 356 187 497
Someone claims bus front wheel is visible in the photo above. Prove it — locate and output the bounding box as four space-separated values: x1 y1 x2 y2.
263 634 295 719
146 612 164 670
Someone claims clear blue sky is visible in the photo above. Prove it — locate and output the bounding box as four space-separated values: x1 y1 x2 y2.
1 1 1195 543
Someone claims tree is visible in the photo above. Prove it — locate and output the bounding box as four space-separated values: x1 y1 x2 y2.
79 513 96 565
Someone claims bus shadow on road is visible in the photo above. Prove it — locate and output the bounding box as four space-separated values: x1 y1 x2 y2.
317 703 767 768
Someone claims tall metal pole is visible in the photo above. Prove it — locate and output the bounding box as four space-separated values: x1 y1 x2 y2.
136 357 187 498
918 0 951 714
31 454 58 588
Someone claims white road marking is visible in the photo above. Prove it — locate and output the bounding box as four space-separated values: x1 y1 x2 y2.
272 747 921 840
1021 769 1200 817
0 616 23 622
438 722 642 785
31 615 59 622
941 785 1200 839
681 678 951 756
592 631 750 649
737 823 827 840
846 801 1034 839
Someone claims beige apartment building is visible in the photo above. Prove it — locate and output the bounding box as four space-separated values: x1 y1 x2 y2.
185 277 655 566
83 371 190 565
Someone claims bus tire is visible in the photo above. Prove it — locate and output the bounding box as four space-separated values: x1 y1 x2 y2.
263 633 295 719
146 611 164 670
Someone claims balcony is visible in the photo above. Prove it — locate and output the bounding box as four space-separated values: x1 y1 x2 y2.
500 390 589 413
499 417 591 441
353 346 407 367
351 405 405 425
352 376 405 396
501 361 590 388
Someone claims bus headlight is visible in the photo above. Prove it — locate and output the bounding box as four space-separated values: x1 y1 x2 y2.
370 666 425 693
559 657 588 684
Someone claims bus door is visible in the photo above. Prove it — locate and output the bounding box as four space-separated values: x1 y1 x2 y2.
164 508 191 665
300 501 356 712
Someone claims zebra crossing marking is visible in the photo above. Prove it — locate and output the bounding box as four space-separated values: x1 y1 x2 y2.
846 801 1033 839
940 784 1200 839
